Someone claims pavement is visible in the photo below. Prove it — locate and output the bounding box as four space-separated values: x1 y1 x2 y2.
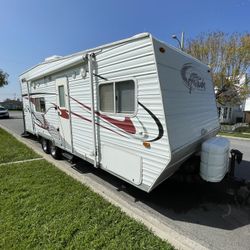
1 111 250 250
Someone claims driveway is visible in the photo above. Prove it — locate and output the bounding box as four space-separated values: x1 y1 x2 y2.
1 111 250 250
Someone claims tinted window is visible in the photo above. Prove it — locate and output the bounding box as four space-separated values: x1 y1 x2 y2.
40 98 46 112
100 83 114 113
35 98 46 113
223 107 228 119
116 80 135 114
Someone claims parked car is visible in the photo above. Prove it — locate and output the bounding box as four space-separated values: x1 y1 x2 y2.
0 106 9 118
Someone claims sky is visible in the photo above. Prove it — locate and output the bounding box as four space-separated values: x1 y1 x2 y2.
0 0 250 101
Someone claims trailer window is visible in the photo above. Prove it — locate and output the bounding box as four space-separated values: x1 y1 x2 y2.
116 80 135 113
99 80 135 114
58 85 66 107
100 83 114 113
34 98 46 113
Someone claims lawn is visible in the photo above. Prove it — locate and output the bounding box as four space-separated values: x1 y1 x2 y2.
0 130 173 249
0 128 39 164
219 126 250 139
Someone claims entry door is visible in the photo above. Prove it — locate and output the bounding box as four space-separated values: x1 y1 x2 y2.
23 97 34 133
55 77 72 152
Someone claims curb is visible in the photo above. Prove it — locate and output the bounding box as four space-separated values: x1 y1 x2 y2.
217 134 250 141
0 124 209 250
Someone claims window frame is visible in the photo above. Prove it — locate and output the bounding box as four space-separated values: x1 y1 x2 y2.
223 107 228 119
98 78 137 117
228 107 232 119
99 82 115 114
34 97 46 113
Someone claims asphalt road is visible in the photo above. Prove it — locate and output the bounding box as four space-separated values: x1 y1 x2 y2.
1 111 250 250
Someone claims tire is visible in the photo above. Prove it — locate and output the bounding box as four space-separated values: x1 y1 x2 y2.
50 143 62 160
41 138 50 154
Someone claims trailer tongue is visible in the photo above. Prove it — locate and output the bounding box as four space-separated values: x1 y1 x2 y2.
227 149 250 205
200 137 230 182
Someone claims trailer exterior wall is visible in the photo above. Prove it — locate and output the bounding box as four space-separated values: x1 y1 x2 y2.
68 36 171 191
20 33 220 192
20 34 172 192
21 78 60 143
151 38 220 189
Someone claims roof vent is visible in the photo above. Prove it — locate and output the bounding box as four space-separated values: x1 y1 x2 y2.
132 32 150 38
44 55 62 62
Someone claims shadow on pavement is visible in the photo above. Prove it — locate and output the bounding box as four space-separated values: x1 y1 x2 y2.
73 158 250 231
0 116 22 120
9 116 23 120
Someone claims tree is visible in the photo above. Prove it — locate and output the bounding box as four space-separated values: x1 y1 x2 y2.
0 69 9 87
185 32 250 105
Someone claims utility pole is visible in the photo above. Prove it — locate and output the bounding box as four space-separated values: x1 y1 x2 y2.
180 32 184 50
172 32 185 51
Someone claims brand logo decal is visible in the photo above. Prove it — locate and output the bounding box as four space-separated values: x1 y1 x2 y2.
181 63 206 93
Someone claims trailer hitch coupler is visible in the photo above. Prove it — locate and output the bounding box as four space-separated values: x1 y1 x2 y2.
229 149 243 178
231 149 243 164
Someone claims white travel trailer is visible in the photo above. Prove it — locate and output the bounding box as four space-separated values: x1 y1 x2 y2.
20 33 224 192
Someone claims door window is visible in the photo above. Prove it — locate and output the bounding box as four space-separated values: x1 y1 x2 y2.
58 85 65 107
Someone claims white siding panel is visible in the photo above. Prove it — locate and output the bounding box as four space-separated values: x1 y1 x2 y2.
30 81 58 137
68 36 170 190
153 39 219 154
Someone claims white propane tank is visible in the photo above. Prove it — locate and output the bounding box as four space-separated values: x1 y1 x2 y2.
200 137 230 182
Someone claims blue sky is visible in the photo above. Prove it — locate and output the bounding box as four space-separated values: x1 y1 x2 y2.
0 0 249 101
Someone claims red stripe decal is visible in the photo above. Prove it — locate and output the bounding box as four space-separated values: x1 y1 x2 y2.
70 97 136 134
58 108 69 119
71 111 126 138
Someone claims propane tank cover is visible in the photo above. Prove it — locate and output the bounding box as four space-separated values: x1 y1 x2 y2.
200 137 230 182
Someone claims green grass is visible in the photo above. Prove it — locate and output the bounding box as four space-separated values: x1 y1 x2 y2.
0 128 39 164
0 131 173 250
234 126 250 133
219 131 250 139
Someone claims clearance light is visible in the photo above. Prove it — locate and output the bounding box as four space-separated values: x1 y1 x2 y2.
143 141 151 148
159 47 165 53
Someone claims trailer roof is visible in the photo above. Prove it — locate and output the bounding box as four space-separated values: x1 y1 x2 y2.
20 32 209 82
20 33 152 82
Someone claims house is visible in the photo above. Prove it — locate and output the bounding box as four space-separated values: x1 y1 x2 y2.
243 88 250 123
217 104 243 124
242 73 250 123
216 74 249 124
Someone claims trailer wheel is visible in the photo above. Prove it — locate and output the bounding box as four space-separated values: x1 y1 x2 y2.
41 138 50 154
50 143 62 160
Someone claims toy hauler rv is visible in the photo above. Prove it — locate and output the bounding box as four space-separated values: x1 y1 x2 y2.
20 33 235 192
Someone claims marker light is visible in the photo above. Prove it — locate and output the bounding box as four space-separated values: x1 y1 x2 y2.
143 141 151 148
159 47 165 53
